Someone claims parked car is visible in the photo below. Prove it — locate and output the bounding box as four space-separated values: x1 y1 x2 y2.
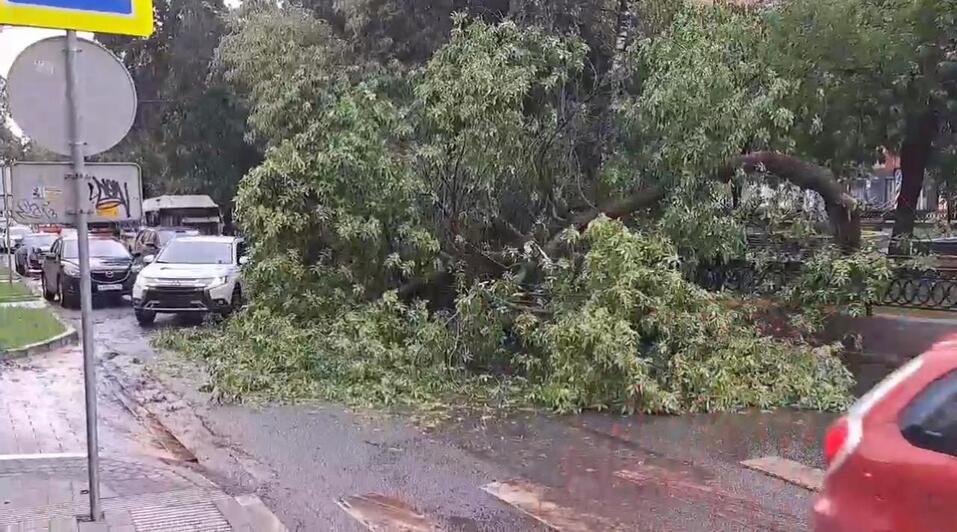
132 236 247 325
41 235 139 308
0 223 31 252
130 226 200 257
814 336 957 531
14 233 58 275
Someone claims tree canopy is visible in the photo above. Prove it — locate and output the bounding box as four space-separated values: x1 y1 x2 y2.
94 0 260 219
0 78 23 165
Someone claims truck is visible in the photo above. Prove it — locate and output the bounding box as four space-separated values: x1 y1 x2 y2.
142 195 223 235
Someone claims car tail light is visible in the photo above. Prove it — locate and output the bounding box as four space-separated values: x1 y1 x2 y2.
824 355 925 472
824 417 849 466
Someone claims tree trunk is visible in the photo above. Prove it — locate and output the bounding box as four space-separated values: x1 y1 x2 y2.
890 112 938 253
717 152 862 250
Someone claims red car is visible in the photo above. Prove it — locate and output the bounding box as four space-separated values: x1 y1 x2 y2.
814 336 957 531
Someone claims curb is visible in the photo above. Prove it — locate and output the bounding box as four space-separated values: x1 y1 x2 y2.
0 277 79 359
0 322 78 360
100 356 287 530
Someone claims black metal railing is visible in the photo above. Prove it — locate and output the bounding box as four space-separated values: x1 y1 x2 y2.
882 269 957 310
695 261 957 312
695 260 801 294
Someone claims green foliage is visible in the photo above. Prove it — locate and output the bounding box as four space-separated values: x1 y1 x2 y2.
765 0 957 175
617 3 797 265
95 0 259 214
154 2 922 416
155 299 493 407
528 218 853 413
160 218 854 414
215 3 351 145
414 17 589 257
627 4 796 182
234 79 437 313
0 78 24 164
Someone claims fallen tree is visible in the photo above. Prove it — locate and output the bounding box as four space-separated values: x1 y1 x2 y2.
169 5 895 414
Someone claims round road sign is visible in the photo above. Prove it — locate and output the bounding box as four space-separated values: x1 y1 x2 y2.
7 35 136 157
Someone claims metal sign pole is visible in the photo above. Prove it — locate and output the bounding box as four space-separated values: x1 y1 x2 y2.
64 29 102 522
3 167 11 283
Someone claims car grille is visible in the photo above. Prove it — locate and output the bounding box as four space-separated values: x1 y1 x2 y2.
144 288 207 309
154 278 202 285
92 270 130 284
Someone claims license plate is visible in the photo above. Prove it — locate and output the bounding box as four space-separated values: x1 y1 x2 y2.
98 284 123 292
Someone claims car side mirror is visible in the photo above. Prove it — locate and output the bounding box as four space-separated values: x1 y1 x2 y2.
143 254 155 264
238 256 249 266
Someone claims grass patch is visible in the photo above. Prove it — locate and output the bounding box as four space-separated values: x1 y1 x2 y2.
0 281 36 303
0 307 66 351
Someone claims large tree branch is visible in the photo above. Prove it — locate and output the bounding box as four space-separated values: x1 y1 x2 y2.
542 185 666 257
717 151 861 250
404 152 860 303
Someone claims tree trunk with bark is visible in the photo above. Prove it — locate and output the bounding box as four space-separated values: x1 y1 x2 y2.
890 111 938 254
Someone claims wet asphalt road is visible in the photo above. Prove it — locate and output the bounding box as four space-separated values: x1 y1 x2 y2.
30 276 907 531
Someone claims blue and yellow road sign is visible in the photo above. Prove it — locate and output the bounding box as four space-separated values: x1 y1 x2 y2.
0 0 152 37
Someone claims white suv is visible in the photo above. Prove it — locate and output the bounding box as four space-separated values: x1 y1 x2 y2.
132 236 247 325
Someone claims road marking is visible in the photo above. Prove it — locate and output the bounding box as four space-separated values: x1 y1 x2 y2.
740 456 824 492
614 467 798 530
235 494 288 532
337 493 441 531
481 480 618 531
614 464 715 494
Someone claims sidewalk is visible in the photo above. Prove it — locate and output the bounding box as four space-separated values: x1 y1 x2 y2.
0 347 283 531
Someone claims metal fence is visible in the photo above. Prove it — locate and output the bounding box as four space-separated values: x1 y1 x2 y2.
695 261 957 312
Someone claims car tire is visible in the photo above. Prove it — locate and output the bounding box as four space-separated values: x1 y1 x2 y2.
135 309 156 326
58 278 79 309
42 276 55 301
179 313 205 326
221 285 243 318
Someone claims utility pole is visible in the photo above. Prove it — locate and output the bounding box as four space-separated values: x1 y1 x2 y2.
65 29 103 521
2 166 11 283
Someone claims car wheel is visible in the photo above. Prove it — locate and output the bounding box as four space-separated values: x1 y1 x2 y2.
179 313 205 326
58 278 78 309
134 309 156 326
221 285 243 317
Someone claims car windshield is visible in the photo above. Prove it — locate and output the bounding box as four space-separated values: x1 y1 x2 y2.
62 239 130 259
158 229 199 246
157 240 233 265
23 234 57 248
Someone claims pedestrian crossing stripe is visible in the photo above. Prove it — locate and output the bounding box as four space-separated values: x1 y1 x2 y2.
482 480 617 531
337 493 441 532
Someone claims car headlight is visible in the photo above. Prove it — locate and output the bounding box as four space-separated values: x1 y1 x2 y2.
135 275 158 288
131 262 144 273
202 276 229 288
62 263 80 277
